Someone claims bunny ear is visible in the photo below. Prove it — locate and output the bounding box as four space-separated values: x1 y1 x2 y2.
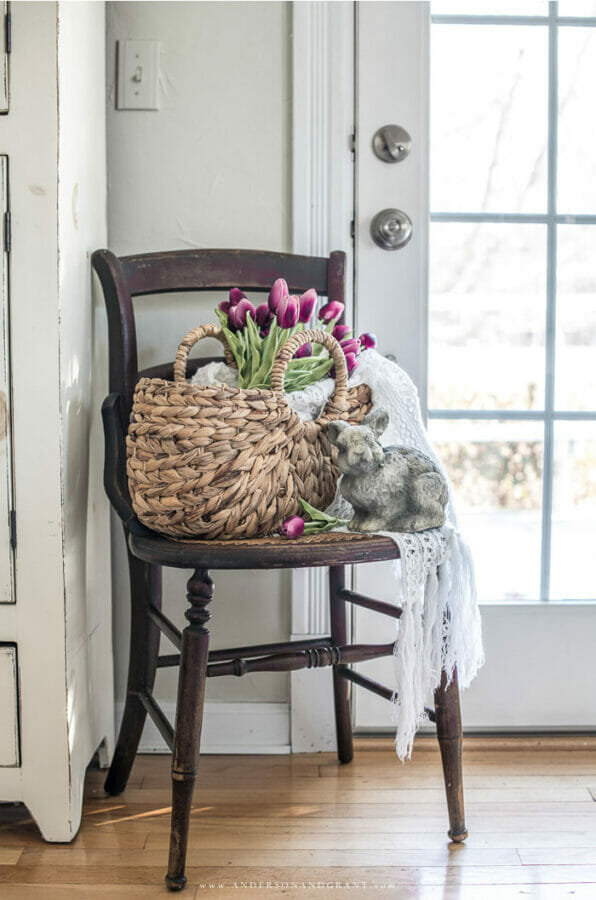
327 420 350 444
363 407 389 438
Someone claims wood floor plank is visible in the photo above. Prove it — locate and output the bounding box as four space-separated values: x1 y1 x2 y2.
83 786 594 805
0 849 23 865
0 826 148 849
0 886 194 899
79 800 596 821
520 847 596 865
84 774 143 789
3 884 592 900
72 813 596 837
16 846 521 868
2 743 596 895
4 864 596 887
138 772 596 789
145 828 596 851
72 806 596 841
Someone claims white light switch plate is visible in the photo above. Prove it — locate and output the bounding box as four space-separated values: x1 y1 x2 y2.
117 40 160 110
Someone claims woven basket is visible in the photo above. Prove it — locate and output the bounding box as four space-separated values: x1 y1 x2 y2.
127 325 372 540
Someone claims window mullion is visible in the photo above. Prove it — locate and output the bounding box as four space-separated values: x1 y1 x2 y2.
539 1 559 603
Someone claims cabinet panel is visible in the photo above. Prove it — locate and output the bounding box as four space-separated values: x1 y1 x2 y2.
0 644 19 765
0 156 12 603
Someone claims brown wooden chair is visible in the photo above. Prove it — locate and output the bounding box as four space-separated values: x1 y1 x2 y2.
92 247 467 891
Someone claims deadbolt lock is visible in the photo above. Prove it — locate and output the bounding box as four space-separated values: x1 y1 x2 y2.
372 125 411 163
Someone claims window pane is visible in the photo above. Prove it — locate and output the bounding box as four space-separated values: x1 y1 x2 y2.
550 422 596 600
430 419 543 601
558 1 596 15
431 25 548 212
556 226 596 410
432 2 548 13
558 29 596 214
429 222 546 410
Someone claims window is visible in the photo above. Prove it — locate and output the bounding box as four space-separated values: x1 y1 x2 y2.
428 2 596 601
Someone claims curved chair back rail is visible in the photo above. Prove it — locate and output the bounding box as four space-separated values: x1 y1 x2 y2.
92 247 346 411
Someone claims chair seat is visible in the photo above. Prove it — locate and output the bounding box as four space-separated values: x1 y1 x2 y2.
129 528 399 570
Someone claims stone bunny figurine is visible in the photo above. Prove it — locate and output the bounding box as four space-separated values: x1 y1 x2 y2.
327 408 448 533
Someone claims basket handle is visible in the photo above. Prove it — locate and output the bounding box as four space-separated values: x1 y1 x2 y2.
270 329 349 423
173 324 236 383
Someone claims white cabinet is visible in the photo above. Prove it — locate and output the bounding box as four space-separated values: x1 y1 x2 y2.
0 2 113 841
0 3 8 115
0 645 18 766
0 155 13 606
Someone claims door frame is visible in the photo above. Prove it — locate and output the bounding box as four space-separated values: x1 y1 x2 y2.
290 0 432 747
290 0 355 751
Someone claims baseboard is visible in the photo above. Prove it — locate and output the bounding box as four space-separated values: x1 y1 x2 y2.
354 734 596 752
115 700 291 755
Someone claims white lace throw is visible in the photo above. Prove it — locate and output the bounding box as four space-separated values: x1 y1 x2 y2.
192 350 484 759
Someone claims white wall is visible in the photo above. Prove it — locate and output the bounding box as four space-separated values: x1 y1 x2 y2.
105 2 292 714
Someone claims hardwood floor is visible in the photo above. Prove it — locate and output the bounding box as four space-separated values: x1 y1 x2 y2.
2 737 596 898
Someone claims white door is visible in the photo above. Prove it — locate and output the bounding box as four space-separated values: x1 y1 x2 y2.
353 1 596 732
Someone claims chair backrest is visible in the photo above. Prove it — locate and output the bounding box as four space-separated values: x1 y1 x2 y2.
91 247 346 414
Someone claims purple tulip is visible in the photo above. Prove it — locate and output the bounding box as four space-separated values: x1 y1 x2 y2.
229 298 256 329
344 352 359 376
298 288 317 324
218 300 231 314
340 338 360 357
268 278 289 314
229 288 246 306
332 324 351 341
359 332 377 350
281 515 305 538
256 303 273 328
318 300 345 323
277 294 300 329
294 342 312 359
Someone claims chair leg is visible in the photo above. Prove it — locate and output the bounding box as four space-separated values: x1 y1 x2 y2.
329 565 353 764
434 666 468 842
166 568 213 892
105 533 162 795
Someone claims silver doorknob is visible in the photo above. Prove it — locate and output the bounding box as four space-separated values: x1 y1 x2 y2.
370 209 413 250
372 125 411 163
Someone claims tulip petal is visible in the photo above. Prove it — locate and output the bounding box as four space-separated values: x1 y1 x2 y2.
280 515 305 538
318 301 345 323
277 294 300 329
298 288 317 324
268 277 289 314
229 288 247 305
359 332 377 350
332 324 351 341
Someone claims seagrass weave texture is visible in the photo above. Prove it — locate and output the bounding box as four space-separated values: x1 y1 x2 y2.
127 326 372 539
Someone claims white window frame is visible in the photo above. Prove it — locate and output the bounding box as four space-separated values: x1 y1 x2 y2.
429 1 596 602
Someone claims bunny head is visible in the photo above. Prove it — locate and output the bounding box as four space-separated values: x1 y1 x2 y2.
327 408 389 476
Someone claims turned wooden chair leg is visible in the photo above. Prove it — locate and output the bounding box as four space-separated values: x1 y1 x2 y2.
105 534 162 795
329 565 353 764
434 666 468 842
166 568 213 891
